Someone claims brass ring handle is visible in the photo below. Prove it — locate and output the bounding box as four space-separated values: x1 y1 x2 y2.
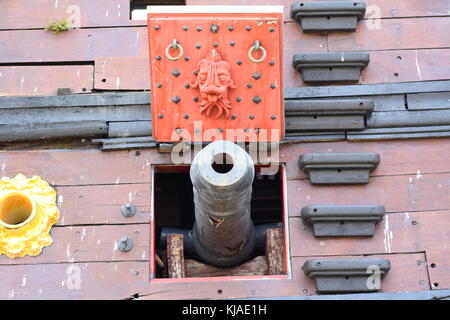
248 40 267 63
165 39 184 61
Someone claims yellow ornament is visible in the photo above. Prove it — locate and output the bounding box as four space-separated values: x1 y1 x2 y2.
0 174 59 258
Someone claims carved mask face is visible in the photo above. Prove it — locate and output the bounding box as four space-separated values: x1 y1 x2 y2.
192 50 236 119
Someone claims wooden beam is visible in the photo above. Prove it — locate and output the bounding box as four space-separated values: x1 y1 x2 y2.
265 228 285 275
185 256 268 278
166 234 185 279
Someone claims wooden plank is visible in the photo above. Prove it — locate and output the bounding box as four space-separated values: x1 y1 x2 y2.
282 139 450 179
187 0 450 21
407 92 450 110
0 0 143 30
287 173 450 216
185 256 268 278
266 228 284 275
285 80 450 99
55 184 151 225
0 261 148 300
290 210 450 257
0 28 148 64
286 49 450 87
286 115 364 131
348 126 450 141
109 121 152 138
367 110 450 128
1 105 150 125
0 224 149 266
292 253 429 295
95 57 150 90
0 121 107 142
328 17 450 52
166 234 185 278
0 65 93 96
426 249 450 290
0 149 170 185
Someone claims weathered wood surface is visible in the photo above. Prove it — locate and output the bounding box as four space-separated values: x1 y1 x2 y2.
185 256 268 278
265 229 285 275
187 0 450 22
166 234 185 279
109 121 152 138
0 224 149 266
0 0 144 30
407 92 450 110
0 65 93 96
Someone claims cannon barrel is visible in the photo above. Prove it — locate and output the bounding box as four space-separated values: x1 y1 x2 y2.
190 140 255 267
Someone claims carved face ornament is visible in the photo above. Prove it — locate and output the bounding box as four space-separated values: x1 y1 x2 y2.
192 50 236 119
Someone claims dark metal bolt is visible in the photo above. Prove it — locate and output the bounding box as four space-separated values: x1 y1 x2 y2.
210 24 219 33
154 25 160 30
269 27 275 32
184 83 190 89
193 97 199 102
236 97 242 102
231 114 237 120
252 72 261 80
182 25 189 31
269 60 275 66
213 42 219 47
158 113 163 119
183 114 189 119
172 96 181 104
229 41 235 46
246 26 252 31
247 83 253 88
172 69 181 77
184 56 190 61
121 204 136 217
228 25 234 31
117 237 133 252
270 83 277 89
155 55 161 60
249 114 255 120
156 83 162 88
196 26 202 32
195 43 201 49
253 96 262 104
236 60 242 65
271 115 277 120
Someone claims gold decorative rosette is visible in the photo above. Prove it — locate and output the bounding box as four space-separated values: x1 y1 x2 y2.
0 174 59 258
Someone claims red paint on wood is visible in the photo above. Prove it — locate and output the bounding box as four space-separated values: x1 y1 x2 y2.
0 65 93 96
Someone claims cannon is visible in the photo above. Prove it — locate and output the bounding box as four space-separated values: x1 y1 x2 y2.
190 140 255 267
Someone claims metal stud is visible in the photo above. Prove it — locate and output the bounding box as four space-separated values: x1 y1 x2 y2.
154 25 161 30
253 96 262 104
236 60 242 65
196 26 202 32
246 26 252 31
213 42 219 47
228 26 234 31
231 114 237 120
249 114 255 120
117 237 134 252
252 72 262 80
184 56 190 61
210 24 219 33
229 41 235 46
236 97 242 102
155 55 161 60
193 97 199 102
156 83 162 88
158 114 163 119
182 25 189 31
184 83 190 89
172 69 181 77
269 60 275 66
270 83 277 89
193 70 198 75
172 96 181 104
183 114 190 119
247 83 253 88
195 43 201 49
271 115 277 120
269 27 275 32
121 204 136 217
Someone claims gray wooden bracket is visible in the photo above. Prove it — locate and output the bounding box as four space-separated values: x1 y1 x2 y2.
293 52 370 83
298 152 380 184
302 258 391 293
291 1 366 33
301 205 385 237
